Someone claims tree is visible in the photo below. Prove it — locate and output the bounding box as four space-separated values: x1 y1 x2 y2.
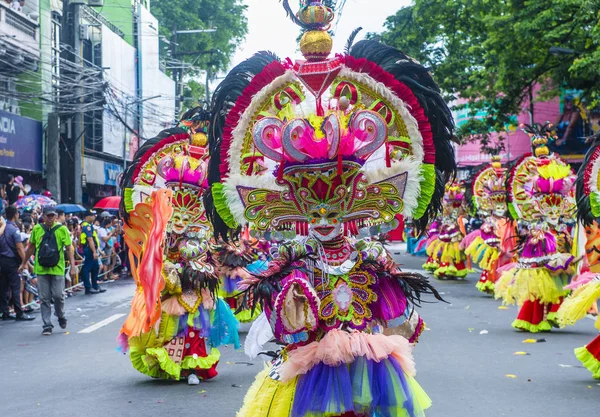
376 0 599 151
152 0 248 74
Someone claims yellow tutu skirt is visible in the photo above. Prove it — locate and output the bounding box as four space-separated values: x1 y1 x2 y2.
495 266 565 306
557 279 600 328
465 237 499 270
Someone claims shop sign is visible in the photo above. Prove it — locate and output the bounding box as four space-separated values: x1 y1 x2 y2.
0 110 42 172
104 162 122 186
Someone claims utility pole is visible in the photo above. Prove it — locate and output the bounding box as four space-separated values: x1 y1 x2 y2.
46 113 61 201
72 2 83 204
170 27 217 117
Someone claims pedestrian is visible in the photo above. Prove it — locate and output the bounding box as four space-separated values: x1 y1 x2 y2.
79 210 106 295
0 205 34 321
4 175 23 206
20 206 76 335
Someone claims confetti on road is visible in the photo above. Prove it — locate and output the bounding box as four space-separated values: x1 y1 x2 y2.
505 374 517 378
498 306 509 310
198 390 207 394
513 352 530 355
523 339 537 343
465 305 470 309
468 328 475 332
479 330 488 335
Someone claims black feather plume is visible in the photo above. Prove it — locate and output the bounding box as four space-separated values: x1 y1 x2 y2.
348 40 456 235
392 271 446 307
344 27 363 55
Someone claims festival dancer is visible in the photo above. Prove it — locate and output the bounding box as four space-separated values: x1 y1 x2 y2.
422 218 441 271
202 2 456 415
464 156 510 293
557 142 600 379
495 123 577 332
427 182 469 279
117 109 239 384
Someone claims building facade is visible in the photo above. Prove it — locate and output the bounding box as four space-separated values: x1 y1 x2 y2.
0 0 175 205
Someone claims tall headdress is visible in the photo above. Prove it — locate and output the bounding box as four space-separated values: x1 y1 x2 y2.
577 142 600 224
471 156 507 217
506 123 575 222
205 1 456 238
121 108 213 269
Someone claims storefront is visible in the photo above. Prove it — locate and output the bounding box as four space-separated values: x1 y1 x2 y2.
0 110 43 189
82 157 123 207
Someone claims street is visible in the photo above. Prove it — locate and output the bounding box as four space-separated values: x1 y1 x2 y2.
0 251 597 417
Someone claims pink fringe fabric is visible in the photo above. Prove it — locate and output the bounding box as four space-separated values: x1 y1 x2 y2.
278 329 415 382
497 262 517 273
460 230 481 250
162 296 187 316
564 272 599 290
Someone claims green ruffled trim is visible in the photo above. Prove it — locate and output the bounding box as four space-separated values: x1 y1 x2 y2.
146 347 182 380
434 265 469 278
476 280 495 294
508 202 518 220
575 345 600 379
591 193 600 218
180 347 221 370
512 319 552 333
413 163 435 220
124 188 134 213
235 307 262 323
212 183 239 229
546 312 561 328
422 261 439 271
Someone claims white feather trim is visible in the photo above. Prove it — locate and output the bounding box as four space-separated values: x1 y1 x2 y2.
337 68 425 162
244 312 274 360
227 70 298 180
223 173 284 225
365 157 422 217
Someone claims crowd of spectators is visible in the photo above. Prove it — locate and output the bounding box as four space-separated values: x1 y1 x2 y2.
0 175 127 335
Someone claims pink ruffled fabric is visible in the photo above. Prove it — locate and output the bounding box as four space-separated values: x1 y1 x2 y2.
460 230 481 250
497 262 517 274
279 329 415 382
564 272 599 290
162 296 187 316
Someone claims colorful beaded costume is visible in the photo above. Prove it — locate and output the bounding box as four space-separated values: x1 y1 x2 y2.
203 1 456 416
463 156 510 293
557 142 600 379
426 182 468 279
495 123 576 333
117 109 239 383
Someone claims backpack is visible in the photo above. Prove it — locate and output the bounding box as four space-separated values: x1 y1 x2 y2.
37 224 61 268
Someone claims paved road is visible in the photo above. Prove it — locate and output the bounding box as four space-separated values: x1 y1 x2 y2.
0 252 597 417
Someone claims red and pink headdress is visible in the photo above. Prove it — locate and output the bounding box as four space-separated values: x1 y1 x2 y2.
205 1 456 237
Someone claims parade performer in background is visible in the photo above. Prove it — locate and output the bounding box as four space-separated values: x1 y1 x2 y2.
421 218 441 271
557 142 600 379
427 182 468 279
495 123 577 332
117 109 239 385
463 156 509 293
202 1 456 415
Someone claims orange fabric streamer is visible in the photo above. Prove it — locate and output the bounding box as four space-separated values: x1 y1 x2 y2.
120 189 174 338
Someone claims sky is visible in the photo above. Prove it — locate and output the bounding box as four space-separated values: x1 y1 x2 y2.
229 0 412 68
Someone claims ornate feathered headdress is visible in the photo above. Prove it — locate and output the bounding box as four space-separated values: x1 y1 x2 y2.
471 156 507 216
577 142 600 224
205 1 455 238
506 125 575 222
120 108 214 265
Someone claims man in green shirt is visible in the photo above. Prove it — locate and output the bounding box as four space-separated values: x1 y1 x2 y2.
20 206 77 336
